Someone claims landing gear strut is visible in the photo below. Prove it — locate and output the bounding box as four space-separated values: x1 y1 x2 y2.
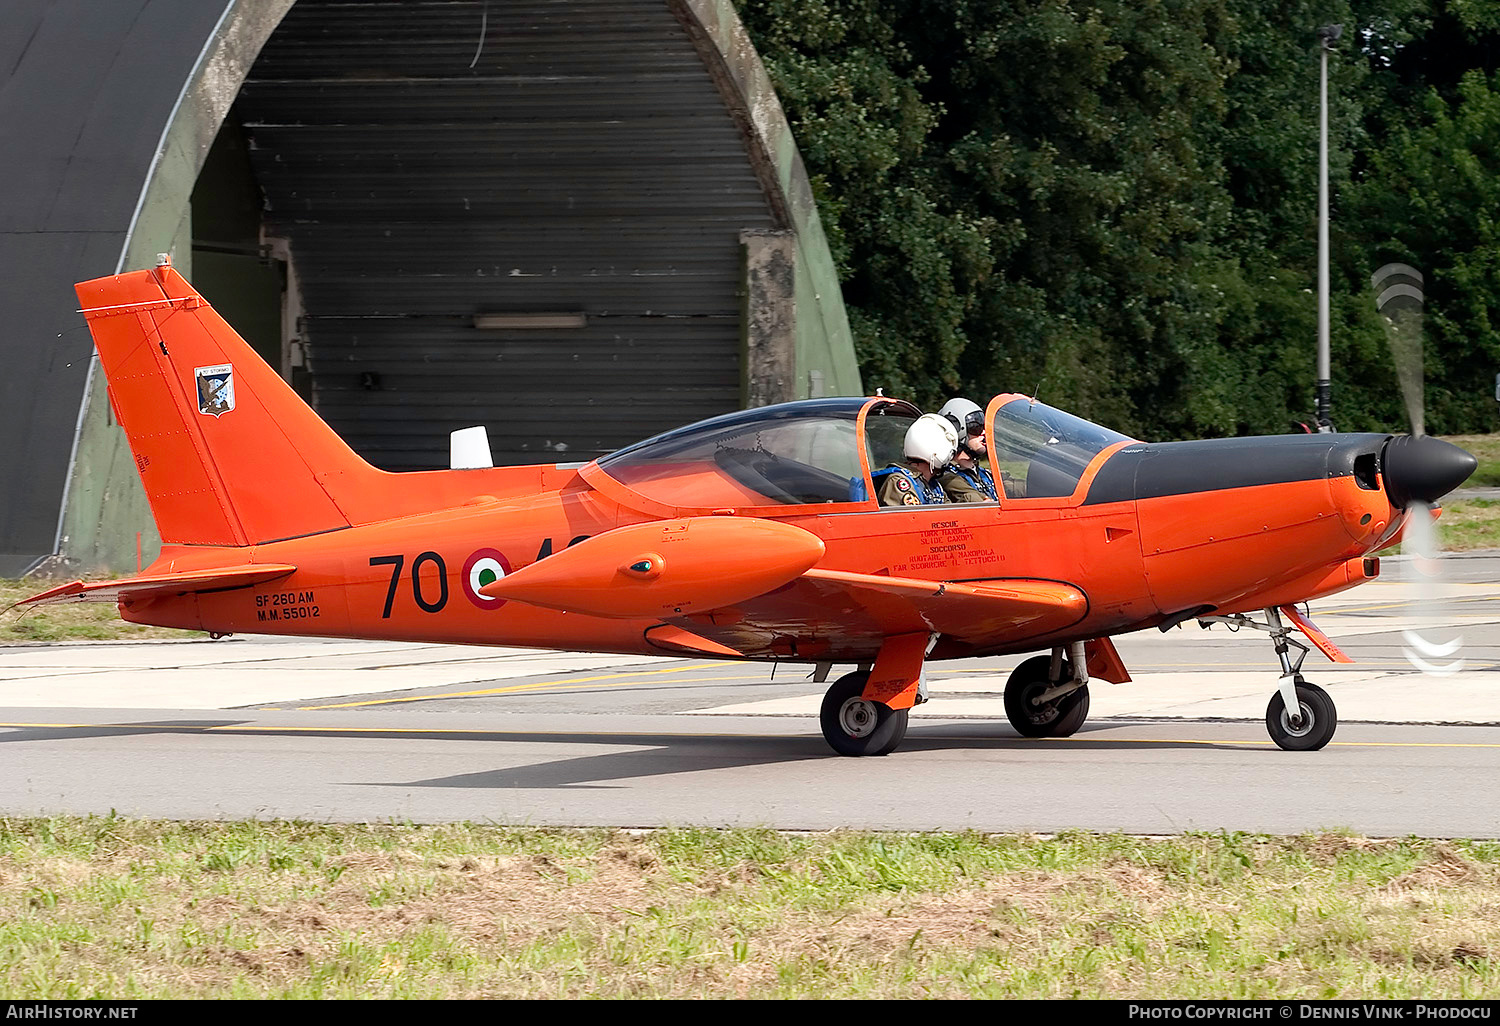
1199 606 1338 751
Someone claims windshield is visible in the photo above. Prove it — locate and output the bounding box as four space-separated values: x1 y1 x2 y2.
990 397 1130 499
596 398 869 507
861 402 919 475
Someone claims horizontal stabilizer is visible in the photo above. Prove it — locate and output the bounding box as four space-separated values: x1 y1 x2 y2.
17 564 297 607
481 516 825 618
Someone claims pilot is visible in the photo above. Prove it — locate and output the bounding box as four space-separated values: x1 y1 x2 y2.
878 415 956 506
937 398 999 502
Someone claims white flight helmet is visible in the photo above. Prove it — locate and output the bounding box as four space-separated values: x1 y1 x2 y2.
937 397 984 438
904 414 958 471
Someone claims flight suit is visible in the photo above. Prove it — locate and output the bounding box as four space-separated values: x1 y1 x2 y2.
876 465 948 506
941 464 997 503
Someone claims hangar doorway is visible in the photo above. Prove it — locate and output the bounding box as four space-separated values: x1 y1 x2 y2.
190 117 305 399
188 0 777 472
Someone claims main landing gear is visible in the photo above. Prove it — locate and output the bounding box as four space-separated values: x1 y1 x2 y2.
1199 606 1338 751
1004 645 1091 738
816 639 1096 756
818 634 934 757
819 670 909 757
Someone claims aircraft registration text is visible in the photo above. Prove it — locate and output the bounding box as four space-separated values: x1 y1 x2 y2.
255 591 320 622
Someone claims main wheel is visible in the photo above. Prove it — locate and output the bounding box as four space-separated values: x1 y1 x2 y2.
819 671 909 757
1004 655 1091 738
1265 680 1337 751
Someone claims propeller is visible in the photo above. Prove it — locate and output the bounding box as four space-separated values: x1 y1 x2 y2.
1371 263 1476 675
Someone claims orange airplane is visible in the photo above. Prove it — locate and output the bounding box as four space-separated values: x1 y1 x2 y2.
20 258 1477 756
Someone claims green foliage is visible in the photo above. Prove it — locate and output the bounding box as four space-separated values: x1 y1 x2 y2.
738 0 1500 438
1354 67 1500 433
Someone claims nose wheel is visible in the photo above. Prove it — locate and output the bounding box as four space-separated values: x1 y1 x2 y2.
1265 678 1337 751
820 670 909 757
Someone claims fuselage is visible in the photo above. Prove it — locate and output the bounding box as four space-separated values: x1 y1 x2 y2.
121 398 1417 666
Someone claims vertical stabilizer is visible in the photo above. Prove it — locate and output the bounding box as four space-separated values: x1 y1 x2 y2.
75 260 378 545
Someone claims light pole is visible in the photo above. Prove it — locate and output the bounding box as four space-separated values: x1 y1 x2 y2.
1315 23 1342 432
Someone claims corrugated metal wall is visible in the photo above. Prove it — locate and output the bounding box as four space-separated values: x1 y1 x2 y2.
235 0 779 469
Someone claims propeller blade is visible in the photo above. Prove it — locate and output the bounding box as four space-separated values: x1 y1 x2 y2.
1399 500 1466 677
1372 262 1426 436
1401 631 1462 658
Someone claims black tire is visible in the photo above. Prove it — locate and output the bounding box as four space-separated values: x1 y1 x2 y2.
1266 680 1337 751
1004 655 1091 738
819 671 909 757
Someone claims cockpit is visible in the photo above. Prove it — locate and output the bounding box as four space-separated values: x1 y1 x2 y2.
579 395 1132 516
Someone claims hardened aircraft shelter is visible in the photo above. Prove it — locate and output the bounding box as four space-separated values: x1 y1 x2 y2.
0 0 858 574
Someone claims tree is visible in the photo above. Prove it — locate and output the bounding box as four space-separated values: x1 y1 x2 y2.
738 0 1499 438
1355 68 1500 432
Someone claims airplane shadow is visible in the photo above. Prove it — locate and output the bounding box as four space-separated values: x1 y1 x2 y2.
0 720 249 743
0 719 1268 791
382 733 825 790
381 725 1268 790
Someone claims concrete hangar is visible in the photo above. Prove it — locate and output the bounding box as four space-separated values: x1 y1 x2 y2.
0 0 860 575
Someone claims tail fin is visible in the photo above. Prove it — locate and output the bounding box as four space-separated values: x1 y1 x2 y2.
77 258 378 546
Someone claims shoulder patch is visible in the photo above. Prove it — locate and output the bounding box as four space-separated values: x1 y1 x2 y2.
903 492 920 506
894 475 912 492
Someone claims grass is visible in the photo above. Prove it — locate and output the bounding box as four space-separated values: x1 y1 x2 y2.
1442 434 1500 487
0 580 196 643
0 818 1497 999
1430 497 1500 552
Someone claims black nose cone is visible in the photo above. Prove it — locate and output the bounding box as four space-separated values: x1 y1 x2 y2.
1382 435 1478 507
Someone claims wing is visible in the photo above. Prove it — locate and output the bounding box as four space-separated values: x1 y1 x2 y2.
473 515 1085 663
16 564 297 607
650 568 1087 661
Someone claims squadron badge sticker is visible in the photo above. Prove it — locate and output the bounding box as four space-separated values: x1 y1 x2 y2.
195 364 235 418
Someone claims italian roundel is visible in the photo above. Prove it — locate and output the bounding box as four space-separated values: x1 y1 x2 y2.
462 548 512 609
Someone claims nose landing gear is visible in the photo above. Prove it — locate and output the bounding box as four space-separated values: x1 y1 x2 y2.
1198 605 1340 751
